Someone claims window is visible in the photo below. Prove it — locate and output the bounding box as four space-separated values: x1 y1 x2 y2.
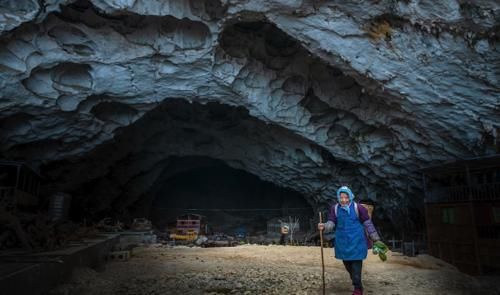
493 207 500 223
442 208 456 224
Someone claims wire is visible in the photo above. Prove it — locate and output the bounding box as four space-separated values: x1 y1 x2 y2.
153 207 313 212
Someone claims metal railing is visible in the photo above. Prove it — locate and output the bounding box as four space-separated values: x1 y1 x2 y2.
477 225 500 240
425 182 500 203
0 186 15 209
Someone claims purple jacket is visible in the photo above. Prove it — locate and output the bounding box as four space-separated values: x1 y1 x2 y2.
327 202 380 248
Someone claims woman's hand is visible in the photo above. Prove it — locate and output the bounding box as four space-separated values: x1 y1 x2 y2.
317 223 325 231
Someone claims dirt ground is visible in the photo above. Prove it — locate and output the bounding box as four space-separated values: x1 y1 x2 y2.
49 244 500 295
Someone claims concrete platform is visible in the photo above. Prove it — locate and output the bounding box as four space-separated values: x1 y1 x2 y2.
115 230 157 250
0 234 119 295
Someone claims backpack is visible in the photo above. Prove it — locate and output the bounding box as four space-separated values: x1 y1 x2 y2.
334 202 373 220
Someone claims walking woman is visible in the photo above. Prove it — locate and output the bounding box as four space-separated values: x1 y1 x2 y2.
318 186 387 295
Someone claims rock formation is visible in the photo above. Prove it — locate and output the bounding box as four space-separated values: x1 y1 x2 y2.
1 0 498 229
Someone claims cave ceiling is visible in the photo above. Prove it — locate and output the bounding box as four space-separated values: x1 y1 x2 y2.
0 0 499 224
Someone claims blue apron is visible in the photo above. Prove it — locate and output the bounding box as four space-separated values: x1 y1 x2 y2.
334 202 367 260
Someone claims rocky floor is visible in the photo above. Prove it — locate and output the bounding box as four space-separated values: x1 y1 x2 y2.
49 245 500 295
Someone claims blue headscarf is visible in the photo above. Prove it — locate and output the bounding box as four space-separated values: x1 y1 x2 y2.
336 186 355 214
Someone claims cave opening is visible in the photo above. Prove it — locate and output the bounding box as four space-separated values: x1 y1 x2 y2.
148 156 314 237
34 97 326 245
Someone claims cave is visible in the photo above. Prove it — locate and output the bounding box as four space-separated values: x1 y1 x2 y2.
148 157 313 235
1 0 499 294
38 98 327 228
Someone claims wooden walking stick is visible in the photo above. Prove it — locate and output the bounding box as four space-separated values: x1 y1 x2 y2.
319 212 325 295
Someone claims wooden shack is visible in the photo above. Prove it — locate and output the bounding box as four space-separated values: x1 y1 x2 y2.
0 160 42 210
422 155 500 275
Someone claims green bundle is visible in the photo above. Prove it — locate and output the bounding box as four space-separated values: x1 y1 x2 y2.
372 241 389 261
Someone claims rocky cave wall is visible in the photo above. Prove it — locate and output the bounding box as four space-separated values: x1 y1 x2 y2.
0 0 499 231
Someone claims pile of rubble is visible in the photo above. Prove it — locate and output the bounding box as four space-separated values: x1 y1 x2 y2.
195 234 239 248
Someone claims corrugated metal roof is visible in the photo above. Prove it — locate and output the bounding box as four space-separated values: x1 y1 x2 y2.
421 154 500 175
